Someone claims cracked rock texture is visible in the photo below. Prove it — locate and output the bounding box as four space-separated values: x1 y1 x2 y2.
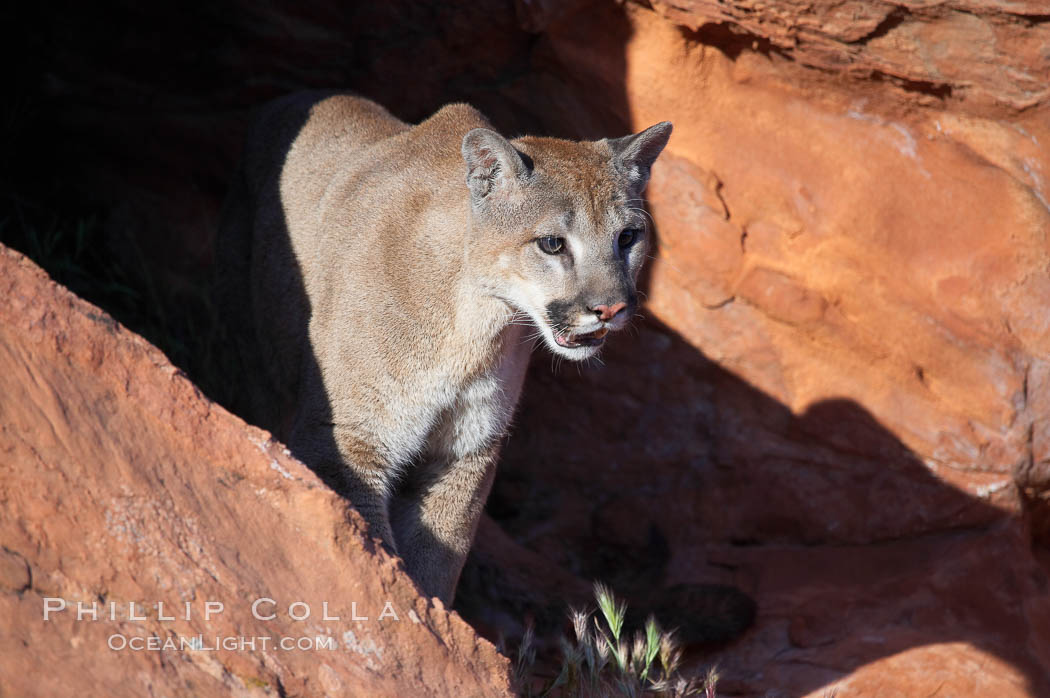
648 0 1050 112
0 246 511 697
5 0 1050 696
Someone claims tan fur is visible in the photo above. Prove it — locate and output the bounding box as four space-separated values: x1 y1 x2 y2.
218 91 671 603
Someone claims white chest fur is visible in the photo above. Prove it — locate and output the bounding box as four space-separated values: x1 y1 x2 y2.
427 323 531 462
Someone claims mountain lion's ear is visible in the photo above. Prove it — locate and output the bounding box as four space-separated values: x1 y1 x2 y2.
462 128 530 200
608 121 673 191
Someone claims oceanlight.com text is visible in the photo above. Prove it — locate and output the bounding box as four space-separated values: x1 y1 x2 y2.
106 634 339 652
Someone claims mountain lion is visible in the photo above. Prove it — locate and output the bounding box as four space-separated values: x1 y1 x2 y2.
218 91 671 603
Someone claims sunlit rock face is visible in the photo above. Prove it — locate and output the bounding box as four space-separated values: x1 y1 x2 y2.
0 246 512 697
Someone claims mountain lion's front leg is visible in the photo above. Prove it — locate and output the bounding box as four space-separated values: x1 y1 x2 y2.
294 420 399 554
392 445 499 604
337 435 401 555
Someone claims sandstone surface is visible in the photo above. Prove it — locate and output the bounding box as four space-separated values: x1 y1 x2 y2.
0 245 511 697
647 0 1050 113
491 1 1050 694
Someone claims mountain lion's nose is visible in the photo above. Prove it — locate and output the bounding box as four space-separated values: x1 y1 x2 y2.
590 302 627 322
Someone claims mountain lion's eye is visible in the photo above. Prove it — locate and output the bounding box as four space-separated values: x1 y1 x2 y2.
618 229 640 249
537 236 565 254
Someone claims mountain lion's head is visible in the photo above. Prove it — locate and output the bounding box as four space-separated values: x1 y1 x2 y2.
462 121 672 360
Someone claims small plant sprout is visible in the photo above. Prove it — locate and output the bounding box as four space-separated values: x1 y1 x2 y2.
704 666 720 698
594 582 630 674
640 616 662 682
511 584 719 697
595 583 627 642
514 623 538 692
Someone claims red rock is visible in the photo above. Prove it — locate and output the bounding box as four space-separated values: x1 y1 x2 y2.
647 0 1050 112
646 152 743 309
0 245 511 697
481 1 1050 695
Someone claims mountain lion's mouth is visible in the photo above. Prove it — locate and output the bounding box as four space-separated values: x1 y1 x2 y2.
554 327 609 348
